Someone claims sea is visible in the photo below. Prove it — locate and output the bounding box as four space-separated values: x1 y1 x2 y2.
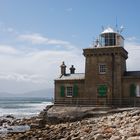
0 97 53 118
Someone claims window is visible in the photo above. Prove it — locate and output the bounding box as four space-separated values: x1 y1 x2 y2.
100 33 116 46
66 87 73 97
98 85 108 97
130 84 140 97
103 33 116 46
136 84 140 97
130 84 136 97
99 64 106 74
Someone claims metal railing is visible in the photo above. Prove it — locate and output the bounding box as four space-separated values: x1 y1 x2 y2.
54 98 140 107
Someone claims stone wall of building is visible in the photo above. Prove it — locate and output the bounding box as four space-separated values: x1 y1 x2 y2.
54 79 85 105
122 76 140 106
83 46 128 106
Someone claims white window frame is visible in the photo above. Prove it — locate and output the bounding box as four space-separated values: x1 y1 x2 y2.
136 84 140 97
99 64 106 74
66 86 73 97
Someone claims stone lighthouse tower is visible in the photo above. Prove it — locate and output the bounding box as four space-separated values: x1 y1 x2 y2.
83 27 128 106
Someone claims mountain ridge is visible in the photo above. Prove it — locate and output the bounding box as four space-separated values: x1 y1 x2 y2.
0 88 53 98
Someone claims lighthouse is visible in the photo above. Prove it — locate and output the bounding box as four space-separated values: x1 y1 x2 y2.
55 26 140 107
83 27 128 106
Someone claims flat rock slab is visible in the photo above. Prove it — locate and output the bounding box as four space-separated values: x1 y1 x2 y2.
46 105 138 124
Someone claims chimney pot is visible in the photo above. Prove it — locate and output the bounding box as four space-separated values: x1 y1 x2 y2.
60 61 66 75
70 65 75 74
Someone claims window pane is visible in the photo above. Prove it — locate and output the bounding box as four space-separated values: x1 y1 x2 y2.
66 87 73 97
99 64 106 74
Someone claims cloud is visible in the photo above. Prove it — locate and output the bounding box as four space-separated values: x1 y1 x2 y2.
0 26 83 93
65 8 73 12
18 33 47 44
0 72 45 83
126 36 137 41
125 39 140 71
0 40 84 93
0 45 19 55
0 23 18 34
18 33 72 46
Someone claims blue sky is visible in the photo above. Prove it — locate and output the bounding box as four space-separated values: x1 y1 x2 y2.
0 0 140 94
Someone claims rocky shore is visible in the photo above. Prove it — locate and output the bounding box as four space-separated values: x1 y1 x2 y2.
1 105 140 140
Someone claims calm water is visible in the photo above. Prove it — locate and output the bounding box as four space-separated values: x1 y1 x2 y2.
0 97 53 118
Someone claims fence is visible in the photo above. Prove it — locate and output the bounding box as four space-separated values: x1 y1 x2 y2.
54 97 140 107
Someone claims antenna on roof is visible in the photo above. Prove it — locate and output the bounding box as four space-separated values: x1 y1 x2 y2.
92 37 96 48
115 16 119 32
101 25 104 31
120 25 124 33
93 37 100 48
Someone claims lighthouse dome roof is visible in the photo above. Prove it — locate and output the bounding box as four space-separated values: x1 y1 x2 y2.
101 27 116 34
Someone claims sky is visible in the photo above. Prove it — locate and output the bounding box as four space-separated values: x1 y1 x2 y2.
0 0 140 94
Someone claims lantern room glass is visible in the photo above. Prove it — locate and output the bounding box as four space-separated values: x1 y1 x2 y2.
100 33 116 46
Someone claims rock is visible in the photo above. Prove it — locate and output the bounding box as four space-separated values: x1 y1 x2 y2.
130 110 140 116
74 131 80 137
37 118 46 128
60 136 71 140
38 138 44 140
110 135 121 140
71 137 81 140
83 127 91 133
132 115 140 121
6 115 15 119
94 134 104 140
127 136 140 140
4 107 140 140
30 123 40 129
89 137 95 140
103 127 114 134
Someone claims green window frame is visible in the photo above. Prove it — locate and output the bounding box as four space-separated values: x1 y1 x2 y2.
130 84 136 97
73 84 78 97
60 85 65 97
98 85 108 97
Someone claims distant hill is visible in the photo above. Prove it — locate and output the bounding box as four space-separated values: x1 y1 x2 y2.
21 88 54 98
0 88 54 99
0 92 14 97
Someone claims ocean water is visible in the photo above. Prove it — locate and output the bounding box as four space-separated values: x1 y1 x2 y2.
0 97 53 118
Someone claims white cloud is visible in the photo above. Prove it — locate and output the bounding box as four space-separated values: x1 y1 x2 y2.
18 33 47 44
125 39 140 71
0 45 19 54
18 33 73 48
0 40 84 93
0 72 46 83
126 36 137 41
0 26 84 93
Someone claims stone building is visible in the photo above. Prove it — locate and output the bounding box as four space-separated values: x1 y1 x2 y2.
54 27 140 107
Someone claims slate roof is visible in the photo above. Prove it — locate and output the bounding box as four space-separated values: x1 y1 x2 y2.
124 71 140 77
55 73 85 80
